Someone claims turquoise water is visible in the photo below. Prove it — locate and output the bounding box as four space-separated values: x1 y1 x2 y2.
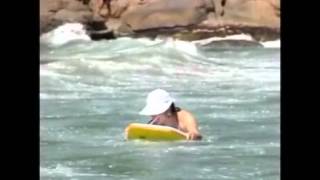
40 37 280 180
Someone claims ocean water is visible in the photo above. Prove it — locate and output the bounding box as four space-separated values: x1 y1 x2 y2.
40 24 280 180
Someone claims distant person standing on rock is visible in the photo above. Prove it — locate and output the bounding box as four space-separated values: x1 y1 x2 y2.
91 0 112 19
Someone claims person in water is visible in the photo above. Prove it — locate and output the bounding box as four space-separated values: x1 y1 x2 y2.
139 89 202 140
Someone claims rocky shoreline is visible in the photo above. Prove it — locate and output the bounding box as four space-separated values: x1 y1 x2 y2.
40 0 280 41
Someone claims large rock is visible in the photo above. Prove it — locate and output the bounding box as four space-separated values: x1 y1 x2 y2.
40 0 63 32
40 0 93 34
40 0 64 13
117 0 208 34
40 12 64 33
109 0 130 18
61 0 90 11
89 0 152 19
113 0 280 39
40 0 280 41
201 0 280 28
89 0 107 19
53 9 93 23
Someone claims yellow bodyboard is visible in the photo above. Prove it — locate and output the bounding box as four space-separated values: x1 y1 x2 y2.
125 123 187 141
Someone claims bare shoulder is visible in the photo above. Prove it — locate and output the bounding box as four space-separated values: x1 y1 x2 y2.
178 109 194 118
178 109 197 120
178 109 202 140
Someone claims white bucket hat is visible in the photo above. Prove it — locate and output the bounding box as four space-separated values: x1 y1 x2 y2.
139 89 175 116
